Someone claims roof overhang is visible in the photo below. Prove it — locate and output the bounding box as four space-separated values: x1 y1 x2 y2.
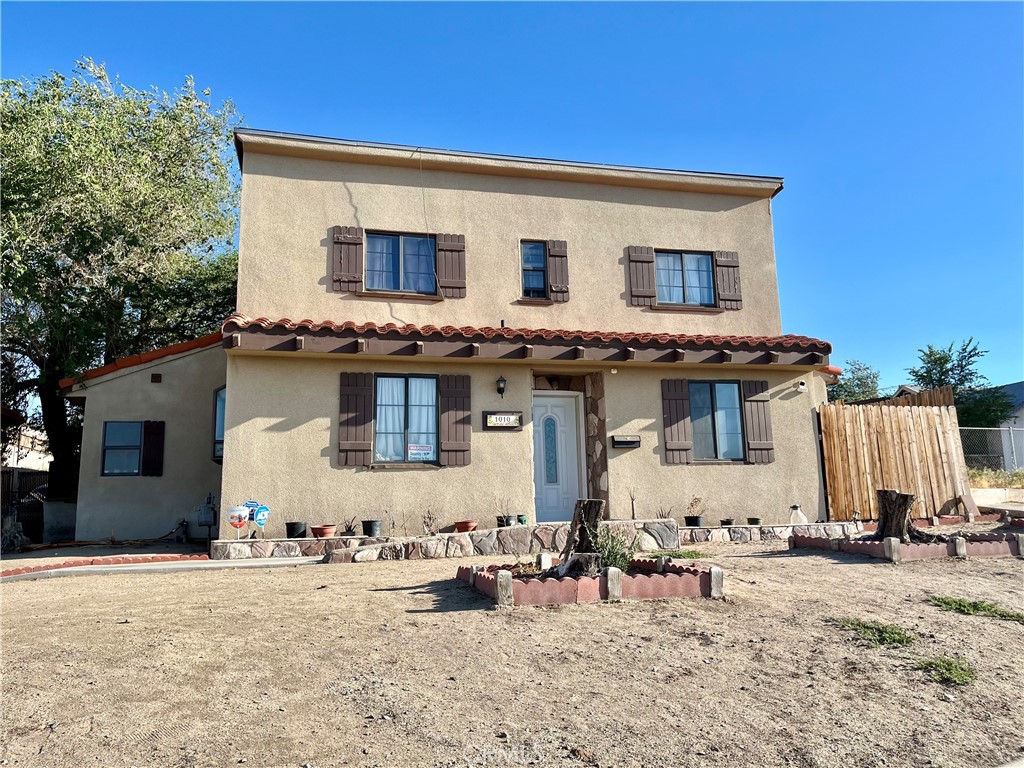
222 316 831 369
233 128 784 199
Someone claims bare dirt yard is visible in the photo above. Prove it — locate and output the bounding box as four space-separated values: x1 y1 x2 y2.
2 540 1022 768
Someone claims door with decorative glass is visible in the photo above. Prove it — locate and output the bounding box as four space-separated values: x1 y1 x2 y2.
531 393 583 523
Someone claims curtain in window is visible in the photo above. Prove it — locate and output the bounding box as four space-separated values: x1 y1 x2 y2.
374 377 405 461
713 383 744 459
689 383 715 459
655 252 685 304
402 236 436 295
684 253 715 305
367 234 400 291
406 377 437 461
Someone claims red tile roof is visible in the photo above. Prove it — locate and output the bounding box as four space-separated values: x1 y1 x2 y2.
58 332 223 390
223 314 832 352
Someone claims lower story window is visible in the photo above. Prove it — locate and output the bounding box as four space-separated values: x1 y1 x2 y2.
213 387 226 461
374 375 439 462
690 382 744 460
102 421 143 475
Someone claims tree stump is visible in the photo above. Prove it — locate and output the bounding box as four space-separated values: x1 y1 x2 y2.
555 499 607 577
873 489 947 543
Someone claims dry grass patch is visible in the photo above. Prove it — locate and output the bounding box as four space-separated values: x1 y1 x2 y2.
916 657 977 686
831 618 917 648
928 596 1024 625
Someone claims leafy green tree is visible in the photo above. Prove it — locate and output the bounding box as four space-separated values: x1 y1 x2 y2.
1 60 239 496
907 339 1014 427
827 359 881 403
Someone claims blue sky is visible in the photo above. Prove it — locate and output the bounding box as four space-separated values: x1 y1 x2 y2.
3 2 1022 389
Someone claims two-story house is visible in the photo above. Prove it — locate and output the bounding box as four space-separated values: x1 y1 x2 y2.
62 129 837 541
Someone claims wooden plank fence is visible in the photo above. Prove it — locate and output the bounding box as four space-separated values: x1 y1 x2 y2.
817 400 972 521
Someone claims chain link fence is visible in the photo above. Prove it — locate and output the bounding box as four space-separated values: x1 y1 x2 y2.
959 427 1024 471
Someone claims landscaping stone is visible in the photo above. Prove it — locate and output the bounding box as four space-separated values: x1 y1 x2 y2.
553 524 570 551
299 540 325 557
532 526 555 552
353 547 380 562
707 529 729 543
324 549 353 564
251 541 273 558
224 542 252 560
470 529 497 556
496 570 514 607
642 521 678 549
635 530 659 552
420 537 446 559
404 541 421 560
690 528 711 543
497 526 532 555
761 526 793 541
273 541 301 558
728 527 751 543
446 534 473 558
677 528 694 545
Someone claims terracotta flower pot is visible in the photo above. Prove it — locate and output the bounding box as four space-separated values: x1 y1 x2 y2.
310 524 336 538
454 520 478 533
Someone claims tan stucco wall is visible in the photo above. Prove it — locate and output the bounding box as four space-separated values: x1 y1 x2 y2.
73 345 225 540
604 367 828 524
236 151 783 336
221 353 827 537
220 355 536 538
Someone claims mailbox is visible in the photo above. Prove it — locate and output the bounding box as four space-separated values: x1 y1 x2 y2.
611 435 641 449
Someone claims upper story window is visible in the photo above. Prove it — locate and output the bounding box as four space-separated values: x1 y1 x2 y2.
366 233 436 295
374 375 439 463
689 382 744 461
213 386 226 462
521 241 548 299
655 251 715 306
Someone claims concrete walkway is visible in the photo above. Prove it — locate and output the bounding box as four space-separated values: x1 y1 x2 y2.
0 555 322 583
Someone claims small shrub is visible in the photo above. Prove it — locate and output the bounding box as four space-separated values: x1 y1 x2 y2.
916 656 977 686
588 524 639 572
656 506 673 520
660 549 710 560
967 467 1024 489
928 596 1024 625
832 618 917 648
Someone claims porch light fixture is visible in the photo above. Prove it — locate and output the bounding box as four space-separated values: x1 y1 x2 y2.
496 376 507 399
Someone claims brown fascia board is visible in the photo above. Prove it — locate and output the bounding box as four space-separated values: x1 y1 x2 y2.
223 326 829 368
233 129 784 199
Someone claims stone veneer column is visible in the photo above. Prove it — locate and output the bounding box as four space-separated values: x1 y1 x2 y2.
583 373 609 513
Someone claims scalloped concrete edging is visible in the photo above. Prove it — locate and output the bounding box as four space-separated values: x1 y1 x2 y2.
456 557 722 607
0 553 209 579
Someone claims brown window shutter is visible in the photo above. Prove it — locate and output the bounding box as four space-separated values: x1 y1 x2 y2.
332 226 364 293
713 251 742 310
627 246 657 306
742 380 775 464
140 421 165 476
439 374 471 466
661 380 694 465
436 234 467 298
546 240 569 303
338 372 373 466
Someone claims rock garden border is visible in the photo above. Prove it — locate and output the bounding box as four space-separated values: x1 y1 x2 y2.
209 519 863 562
790 532 1023 564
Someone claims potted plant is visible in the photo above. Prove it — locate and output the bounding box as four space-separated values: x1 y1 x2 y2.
747 517 763 526
454 519 478 533
719 518 734 527
310 524 336 538
683 515 704 527
342 517 358 537
516 513 528 526
285 521 308 538
361 519 382 537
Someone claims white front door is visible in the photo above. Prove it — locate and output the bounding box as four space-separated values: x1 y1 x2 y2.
532 393 583 523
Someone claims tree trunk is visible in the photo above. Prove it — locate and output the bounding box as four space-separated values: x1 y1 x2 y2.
37 363 79 500
555 499 606 577
874 490 915 542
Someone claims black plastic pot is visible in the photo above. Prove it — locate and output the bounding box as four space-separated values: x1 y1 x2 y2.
496 516 507 528
362 519 382 537
747 517 763 526
720 518 734 527
684 515 704 528
285 521 308 539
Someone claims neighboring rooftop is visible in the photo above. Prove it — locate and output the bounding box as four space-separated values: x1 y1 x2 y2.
996 380 1024 409
59 333 222 391
233 128 784 198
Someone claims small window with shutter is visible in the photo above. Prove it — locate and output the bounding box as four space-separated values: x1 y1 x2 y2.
521 241 548 298
655 251 715 306
374 375 439 463
662 379 774 465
